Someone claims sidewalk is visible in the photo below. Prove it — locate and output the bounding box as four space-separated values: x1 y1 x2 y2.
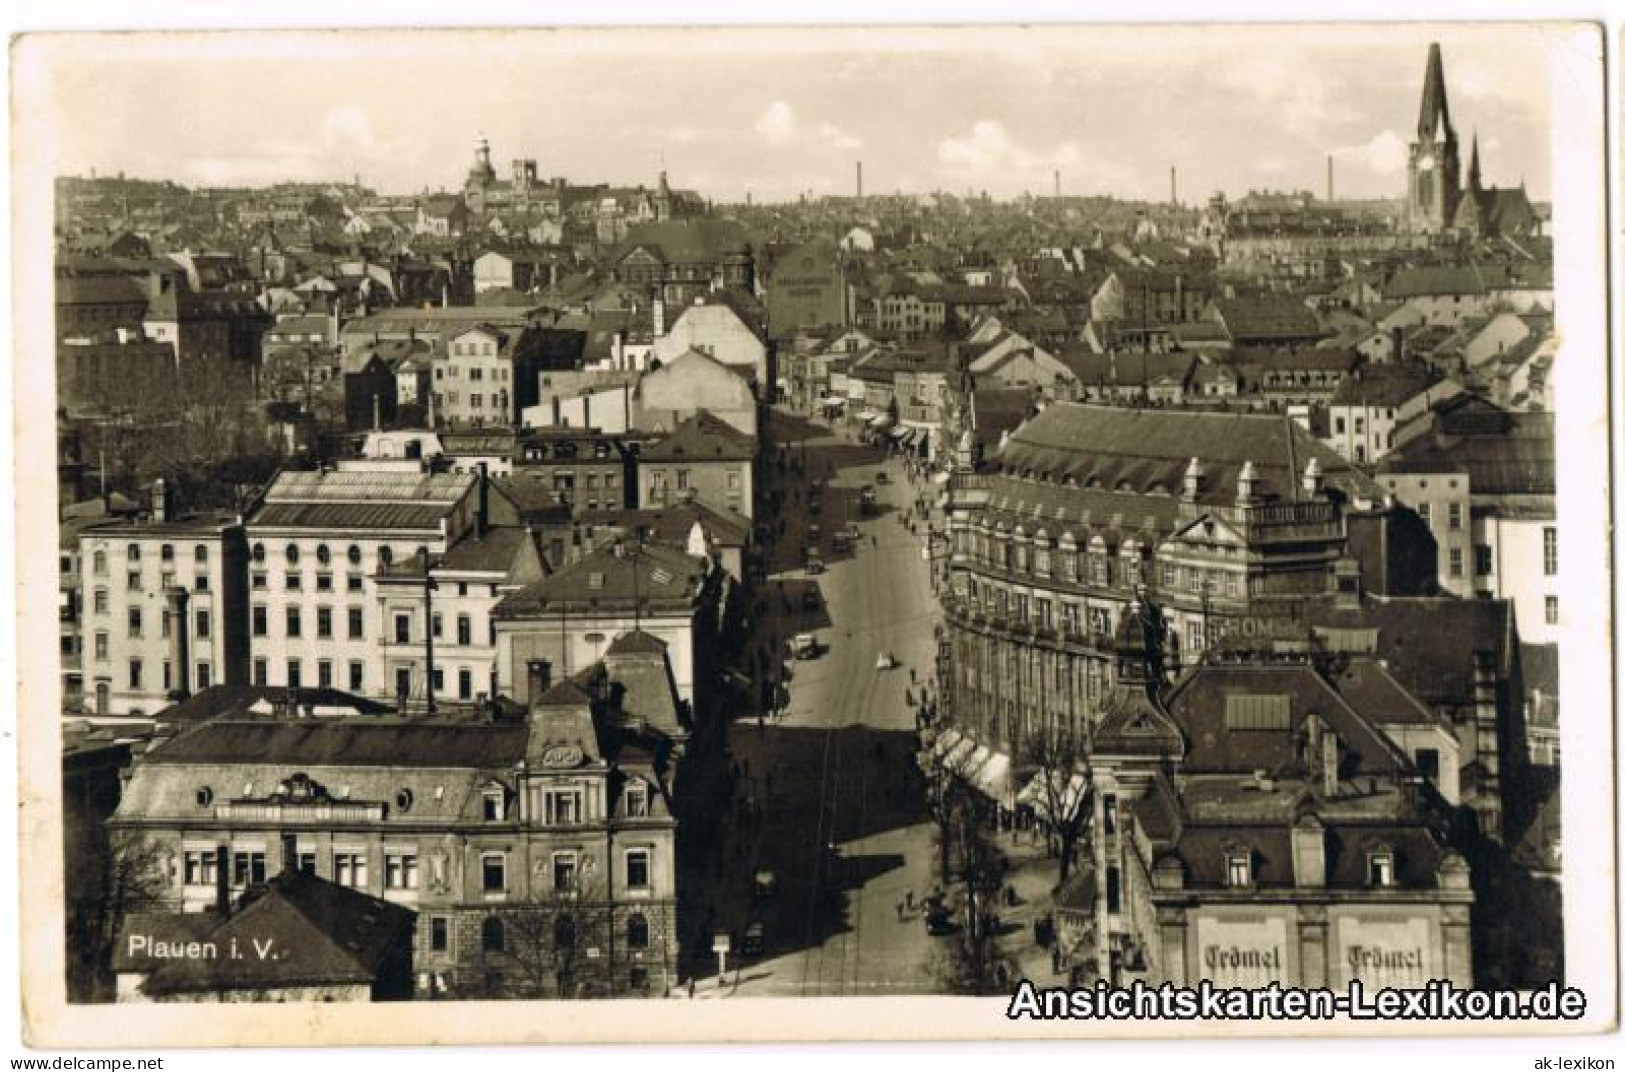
989 826 1070 985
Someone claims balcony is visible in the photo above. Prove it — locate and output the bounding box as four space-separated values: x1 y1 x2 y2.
216 799 384 823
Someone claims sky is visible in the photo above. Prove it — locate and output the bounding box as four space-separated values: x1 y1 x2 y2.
21 24 1560 204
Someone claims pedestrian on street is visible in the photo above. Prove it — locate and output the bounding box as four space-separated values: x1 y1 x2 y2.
906 888 915 912
896 900 905 922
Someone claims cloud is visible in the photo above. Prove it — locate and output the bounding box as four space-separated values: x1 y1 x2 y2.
754 101 862 152
936 120 1081 190
1332 129 1408 176
667 126 701 144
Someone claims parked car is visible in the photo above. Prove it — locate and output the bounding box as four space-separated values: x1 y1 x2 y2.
742 921 766 955
790 633 819 660
805 553 825 575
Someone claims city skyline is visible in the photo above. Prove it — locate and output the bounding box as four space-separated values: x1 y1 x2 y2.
30 25 1553 204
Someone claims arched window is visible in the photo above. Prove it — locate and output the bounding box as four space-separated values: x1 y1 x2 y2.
316 544 331 566
251 543 266 565
626 913 650 950
285 543 300 565
160 543 174 562
481 915 505 953
347 545 362 566
194 544 209 565
379 546 394 568
553 914 577 950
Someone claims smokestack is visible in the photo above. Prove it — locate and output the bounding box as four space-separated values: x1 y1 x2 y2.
215 844 231 916
1054 169 1060 199
1170 166 1178 207
527 659 552 703
280 832 299 876
165 586 191 700
1327 155 1334 202
476 462 489 539
856 161 863 200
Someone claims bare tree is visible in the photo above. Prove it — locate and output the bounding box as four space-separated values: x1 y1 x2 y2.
1018 721 1091 884
67 830 172 1002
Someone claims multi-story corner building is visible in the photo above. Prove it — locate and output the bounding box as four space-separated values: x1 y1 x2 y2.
493 541 727 735
613 219 754 309
1077 628 1474 989
110 637 684 999
76 482 250 717
940 403 1418 802
242 469 480 697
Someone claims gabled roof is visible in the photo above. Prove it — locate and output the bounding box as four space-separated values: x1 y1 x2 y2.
640 410 756 463
132 871 415 996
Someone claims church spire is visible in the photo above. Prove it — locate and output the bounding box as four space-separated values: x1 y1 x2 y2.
1468 130 1483 191
1417 42 1455 143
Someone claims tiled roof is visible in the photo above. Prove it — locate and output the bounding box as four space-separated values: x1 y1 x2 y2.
134 871 415 995
263 469 474 504
640 410 756 462
1378 410 1554 495
998 402 1382 506
249 502 455 531
1212 296 1325 342
496 541 708 614
144 718 529 768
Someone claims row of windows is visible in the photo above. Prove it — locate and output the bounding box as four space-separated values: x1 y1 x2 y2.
250 658 489 697
250 606 486 646
252 543 420 568
109 658 214 691
474 910 652 956
88 544 212 575
1219 847 1396 889
90 606 211 640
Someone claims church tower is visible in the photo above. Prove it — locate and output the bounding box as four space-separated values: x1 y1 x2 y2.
1406 43 1461 233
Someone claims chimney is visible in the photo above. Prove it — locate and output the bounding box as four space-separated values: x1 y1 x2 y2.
280 832 300 876
372 392 382 432
151 478 168 523
1235 459 1259 506
165 586 191 700
1170 166 1178 207
1054 169 1060 199
1181 456 1206 502
856 160 863 200
527 659 553 703
476 462 489 539
1326 154 1334 203
1301 456 1324 498
215 844 232 916
1390 326 1405 363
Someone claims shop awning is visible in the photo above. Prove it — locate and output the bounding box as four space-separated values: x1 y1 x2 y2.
968 750 1016 806
856 409 880 422
942 737 978 770
819 395 848 409
931 727 963 758
868 413 895 429
890 426 913 442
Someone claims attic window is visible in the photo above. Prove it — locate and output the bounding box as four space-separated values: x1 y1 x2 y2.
1224 694 1291 732
396 789 414 813
1368 849 1396 888
586 572 605 591
1225 847 1254 888
195 786 214 807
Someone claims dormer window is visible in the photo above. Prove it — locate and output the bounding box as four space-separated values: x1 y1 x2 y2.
1368 849 1396 888
625 781 649 818
1225 847 1254 888
482 785 506 822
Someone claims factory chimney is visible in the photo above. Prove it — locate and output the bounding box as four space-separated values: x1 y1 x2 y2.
856 161 863 200
1170 166 1178 207
1327 154 1335 202
1054 170 1060 198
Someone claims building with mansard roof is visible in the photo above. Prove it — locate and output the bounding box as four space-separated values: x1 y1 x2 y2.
110 634 684 1000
